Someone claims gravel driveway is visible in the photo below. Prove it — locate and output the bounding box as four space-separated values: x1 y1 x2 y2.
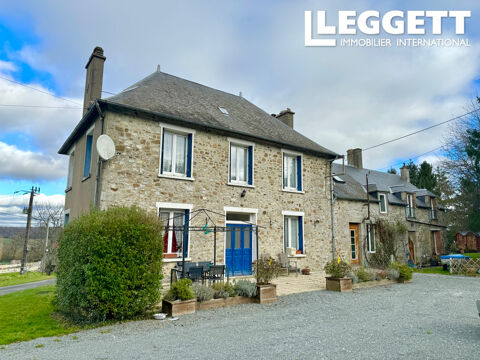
2 273 480 360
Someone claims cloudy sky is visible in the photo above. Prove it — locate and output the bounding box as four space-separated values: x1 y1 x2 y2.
0 0 479 226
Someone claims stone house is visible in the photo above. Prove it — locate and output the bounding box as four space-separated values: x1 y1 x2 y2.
332 149 447 267
58 48 341 278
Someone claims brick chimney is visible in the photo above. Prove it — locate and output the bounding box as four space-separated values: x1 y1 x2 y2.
346 148 363 168
400 163 410 183
276 108 294 128
83 46 106 116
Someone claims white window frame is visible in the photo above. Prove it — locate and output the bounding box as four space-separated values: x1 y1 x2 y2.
228 138 254 187
432 231 438 255
407 193 414 217
282 210 305 256
379 193 387 214
367 223 376 253
157 202 193 262
281 149 304 193
158 124 195 181
66 146 75 190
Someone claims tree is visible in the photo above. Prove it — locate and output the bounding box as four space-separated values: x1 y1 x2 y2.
387 167 397 174
442 97 480 233
406 161 419 185
416 161 437 192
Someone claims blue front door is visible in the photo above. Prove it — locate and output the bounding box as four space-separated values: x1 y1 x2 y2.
226 224 252 276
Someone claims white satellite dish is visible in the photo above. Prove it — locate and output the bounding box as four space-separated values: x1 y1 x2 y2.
96 134 116 160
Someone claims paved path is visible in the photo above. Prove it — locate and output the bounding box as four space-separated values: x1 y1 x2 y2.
2 274 480 359
0 279 56 296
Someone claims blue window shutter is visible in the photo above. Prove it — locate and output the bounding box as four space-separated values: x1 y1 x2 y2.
160 130 165 174
183 210 190 258
64 214 69 226
248 146 253 185
186 134 193 177
298 216 303 252
83 135 93 177
297 156 302 191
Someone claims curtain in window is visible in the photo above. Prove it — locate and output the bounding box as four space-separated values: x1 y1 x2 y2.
163 132 173 173
175 135 186 175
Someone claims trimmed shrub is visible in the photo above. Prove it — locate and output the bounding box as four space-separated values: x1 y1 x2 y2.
164 279 194 301
234 280 257 297
224 282 236 297
324 259 351 278
354 267 372 282
253 256 281 285
346 271 359 284
211 282 234 299
389 262 413 281
387 268 400 281
56 206 163 323
191 283 213 302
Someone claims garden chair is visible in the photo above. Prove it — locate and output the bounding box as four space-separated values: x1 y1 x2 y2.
187 266 205 284
279 253 299 276
207 265 225 284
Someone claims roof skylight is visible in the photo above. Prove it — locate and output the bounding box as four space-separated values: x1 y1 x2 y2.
218 107 229 115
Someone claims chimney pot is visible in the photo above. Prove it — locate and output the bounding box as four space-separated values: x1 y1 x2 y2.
400 163 410 183
347 148 363 168
83 46 106 116
276 108 294 128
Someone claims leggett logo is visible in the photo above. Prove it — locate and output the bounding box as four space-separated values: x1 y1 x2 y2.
305 10 471 48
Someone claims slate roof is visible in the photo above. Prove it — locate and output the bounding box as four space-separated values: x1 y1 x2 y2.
332 163 439 208
59 71 339 158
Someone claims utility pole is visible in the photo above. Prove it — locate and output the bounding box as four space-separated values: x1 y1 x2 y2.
19 186 40 275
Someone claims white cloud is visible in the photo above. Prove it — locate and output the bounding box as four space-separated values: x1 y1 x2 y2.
0 0 478 185
0 141 67 180
0 60 17 72
0 193 65 226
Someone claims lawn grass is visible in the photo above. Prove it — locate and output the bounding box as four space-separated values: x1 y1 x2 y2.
465 252 480 259
413 266 450 275
0 285 83 345
0 271 55 288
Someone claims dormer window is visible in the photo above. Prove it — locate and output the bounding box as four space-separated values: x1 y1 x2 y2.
406 193 415 218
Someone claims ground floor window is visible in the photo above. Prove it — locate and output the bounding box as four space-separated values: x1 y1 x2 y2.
350 228 357 260
367 224 376 253
284 215 303 254
159 209 188 258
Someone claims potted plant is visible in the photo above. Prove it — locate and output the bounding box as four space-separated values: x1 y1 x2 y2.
253 256 281 304
162 278 197 316
301 267 311 275
324 257 353 292
388 262 413 283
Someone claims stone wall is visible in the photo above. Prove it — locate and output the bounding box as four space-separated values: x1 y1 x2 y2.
335 196 447 267
97 112 335 277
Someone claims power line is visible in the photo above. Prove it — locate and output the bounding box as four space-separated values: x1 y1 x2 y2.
376 146 443 171
0 104 81 109
363 108 480 151
0 75 82 106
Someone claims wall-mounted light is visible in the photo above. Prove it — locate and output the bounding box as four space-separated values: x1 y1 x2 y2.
241 189 247 198
314 220 320 228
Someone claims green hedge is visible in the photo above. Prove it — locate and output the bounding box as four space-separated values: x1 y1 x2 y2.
56 206 163 323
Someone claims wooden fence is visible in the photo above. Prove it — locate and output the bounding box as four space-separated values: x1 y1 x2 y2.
450 258 480 276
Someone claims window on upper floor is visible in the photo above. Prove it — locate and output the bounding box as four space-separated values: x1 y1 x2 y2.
283 152 302 192
379 193 387 214
367 223 376 253
160 128 193 179
283 214 304 254
83 127 94 178
67 147 75 189
406 193 415 218
229 141 253 186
